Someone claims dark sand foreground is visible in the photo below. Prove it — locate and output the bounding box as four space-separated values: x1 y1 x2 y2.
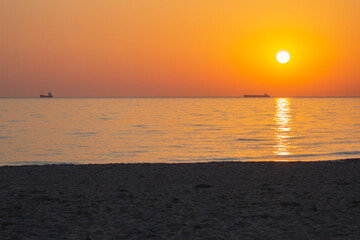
1 160 359 240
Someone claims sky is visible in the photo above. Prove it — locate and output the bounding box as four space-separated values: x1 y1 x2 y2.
0 0 359 97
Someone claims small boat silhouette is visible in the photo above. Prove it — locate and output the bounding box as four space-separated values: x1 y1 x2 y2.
40 92 53 98
244 93 270 98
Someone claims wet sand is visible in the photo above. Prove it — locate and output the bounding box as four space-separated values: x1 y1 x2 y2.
1 160 359 239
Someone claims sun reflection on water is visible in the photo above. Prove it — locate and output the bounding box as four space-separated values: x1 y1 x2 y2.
274 98 293 156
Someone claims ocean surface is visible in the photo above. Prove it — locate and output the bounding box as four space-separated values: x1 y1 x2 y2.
0 98 359 165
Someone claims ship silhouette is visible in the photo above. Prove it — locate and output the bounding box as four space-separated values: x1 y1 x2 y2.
243 93 270 98
40 92 53 98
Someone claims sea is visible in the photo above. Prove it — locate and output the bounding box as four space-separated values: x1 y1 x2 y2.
0 98 359 165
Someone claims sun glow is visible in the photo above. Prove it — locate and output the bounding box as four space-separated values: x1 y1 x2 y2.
276 51 290 64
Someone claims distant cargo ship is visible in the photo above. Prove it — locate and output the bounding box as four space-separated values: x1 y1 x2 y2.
40 92 53 98
244 93 270 98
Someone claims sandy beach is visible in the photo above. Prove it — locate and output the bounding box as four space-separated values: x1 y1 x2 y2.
1 160 359 239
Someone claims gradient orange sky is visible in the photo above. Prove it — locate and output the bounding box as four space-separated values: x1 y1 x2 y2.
1 0 359 97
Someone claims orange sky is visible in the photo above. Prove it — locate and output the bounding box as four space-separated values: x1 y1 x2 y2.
0 0 359 97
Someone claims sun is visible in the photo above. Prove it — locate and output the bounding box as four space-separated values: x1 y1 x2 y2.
276 51 290 64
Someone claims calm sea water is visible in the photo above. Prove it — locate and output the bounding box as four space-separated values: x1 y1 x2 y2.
0 98 359 165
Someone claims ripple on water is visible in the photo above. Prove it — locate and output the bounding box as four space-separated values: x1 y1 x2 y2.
236 138 266 141
8 120 27 123
68 132 99 138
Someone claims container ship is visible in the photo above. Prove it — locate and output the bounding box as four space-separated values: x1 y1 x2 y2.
40 92 53 98
243 93 270 98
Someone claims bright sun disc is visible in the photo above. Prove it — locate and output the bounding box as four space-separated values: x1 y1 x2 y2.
276 51 290 63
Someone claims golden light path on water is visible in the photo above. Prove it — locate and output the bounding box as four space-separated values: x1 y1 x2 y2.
274 98 293 158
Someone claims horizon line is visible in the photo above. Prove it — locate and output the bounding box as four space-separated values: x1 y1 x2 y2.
1 96 360 99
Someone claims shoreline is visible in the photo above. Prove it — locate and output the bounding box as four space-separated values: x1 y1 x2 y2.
1 160 359 239
1 157 359 167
